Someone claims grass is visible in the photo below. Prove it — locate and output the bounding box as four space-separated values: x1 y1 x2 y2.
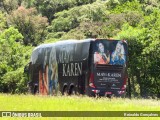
0 94 159 120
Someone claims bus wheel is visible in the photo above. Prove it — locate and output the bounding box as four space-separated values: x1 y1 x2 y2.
70 87 76 95
63 87 68 96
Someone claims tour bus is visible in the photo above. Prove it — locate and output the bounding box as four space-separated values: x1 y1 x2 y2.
27 39 128 97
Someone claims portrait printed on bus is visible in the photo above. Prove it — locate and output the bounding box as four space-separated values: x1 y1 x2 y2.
94 40 127 66
110 41 126 65
94 42 110 64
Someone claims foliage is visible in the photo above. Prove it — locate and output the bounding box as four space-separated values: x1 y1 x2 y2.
33 0 96 23
0 0 18 13
48 1 107 39
0 11 7 32
0 27 32 93
110 0 143 13
7 6 49 46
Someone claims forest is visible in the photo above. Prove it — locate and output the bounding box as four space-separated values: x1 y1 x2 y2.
0 0 160 98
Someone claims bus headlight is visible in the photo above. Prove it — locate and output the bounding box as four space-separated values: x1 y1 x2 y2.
118 91 125 94
89 83 96 88
92 89 100 93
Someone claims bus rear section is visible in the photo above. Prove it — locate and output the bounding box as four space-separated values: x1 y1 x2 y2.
88 39 128 97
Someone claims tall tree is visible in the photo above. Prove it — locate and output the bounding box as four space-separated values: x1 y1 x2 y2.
7 6 49 46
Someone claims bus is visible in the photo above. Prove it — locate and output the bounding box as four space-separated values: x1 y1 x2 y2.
27 39 128 97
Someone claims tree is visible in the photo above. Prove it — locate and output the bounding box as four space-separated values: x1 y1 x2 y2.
7 6 49 46
116 21 160 98
0 0 18 13
48 1 107 39
0 11 7 32
33 0 96 23
0 27 32 93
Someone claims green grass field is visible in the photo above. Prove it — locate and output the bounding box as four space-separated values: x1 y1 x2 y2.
0 94 159 120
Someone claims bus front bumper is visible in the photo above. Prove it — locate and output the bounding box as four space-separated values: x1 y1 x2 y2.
90 88 125 97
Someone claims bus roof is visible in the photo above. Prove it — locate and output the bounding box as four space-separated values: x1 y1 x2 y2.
32 38 126 53
33 38 125 51
33 39 94 51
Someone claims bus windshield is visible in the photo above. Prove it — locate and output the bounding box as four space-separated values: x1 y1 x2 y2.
93 40 127 66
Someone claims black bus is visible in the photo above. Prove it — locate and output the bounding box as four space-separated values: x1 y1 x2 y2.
27 39 128 97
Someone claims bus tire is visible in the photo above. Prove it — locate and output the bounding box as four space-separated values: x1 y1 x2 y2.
63 86 68 96
69 87 76 95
